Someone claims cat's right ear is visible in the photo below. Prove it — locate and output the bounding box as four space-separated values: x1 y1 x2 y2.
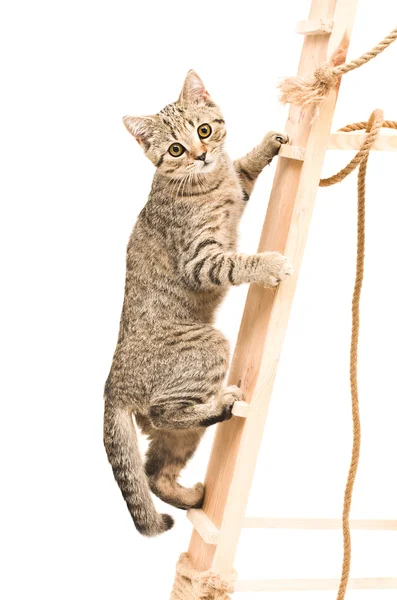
123 116 155 150
178 70 212 106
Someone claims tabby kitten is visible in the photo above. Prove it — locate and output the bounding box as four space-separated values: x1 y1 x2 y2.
104 70 291 536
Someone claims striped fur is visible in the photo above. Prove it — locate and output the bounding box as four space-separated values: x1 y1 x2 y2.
104 70 291 536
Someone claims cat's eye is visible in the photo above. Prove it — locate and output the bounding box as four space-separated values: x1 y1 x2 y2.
168 143 186 157
197 123 212 139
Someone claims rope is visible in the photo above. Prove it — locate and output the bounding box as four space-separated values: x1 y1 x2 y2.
278 26 397 110
170 553 236 600
319 109 397 600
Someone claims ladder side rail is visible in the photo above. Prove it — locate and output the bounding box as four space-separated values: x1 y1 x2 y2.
187 0 358 581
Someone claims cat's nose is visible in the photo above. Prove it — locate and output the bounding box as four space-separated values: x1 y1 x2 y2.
196 152 207 162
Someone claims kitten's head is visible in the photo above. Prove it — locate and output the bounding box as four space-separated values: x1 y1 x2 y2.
123 70 226 178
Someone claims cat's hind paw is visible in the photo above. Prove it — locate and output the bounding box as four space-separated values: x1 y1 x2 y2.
191 483 205 508
218 385 244 421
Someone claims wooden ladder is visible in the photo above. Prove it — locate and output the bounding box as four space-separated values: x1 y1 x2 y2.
173 0 397 594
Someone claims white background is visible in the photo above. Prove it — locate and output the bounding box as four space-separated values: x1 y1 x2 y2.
1 0 396 598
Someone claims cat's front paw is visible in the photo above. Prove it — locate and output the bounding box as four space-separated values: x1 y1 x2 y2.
262 131 290 158
255 251 292 288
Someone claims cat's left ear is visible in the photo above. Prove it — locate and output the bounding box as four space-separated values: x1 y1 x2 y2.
178 70 213 105
123 115 156 150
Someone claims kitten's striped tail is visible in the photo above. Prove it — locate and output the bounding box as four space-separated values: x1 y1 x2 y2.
103 397 174 536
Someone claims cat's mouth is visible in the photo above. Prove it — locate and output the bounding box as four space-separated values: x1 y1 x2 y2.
198 159 216 174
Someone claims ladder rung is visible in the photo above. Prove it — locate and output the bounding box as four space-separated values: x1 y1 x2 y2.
328 131 397 151
243 517 397 530
296 18 334 35
187 514 397 545
235 578 397 592
187 509 220 545
279 132 397 163
278 145 306 161
232 400 250 418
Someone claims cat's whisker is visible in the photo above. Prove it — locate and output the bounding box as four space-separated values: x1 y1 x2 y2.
187 172 194 197
160 175 179 196
176 174 187 198
180 175 188 199
169 174 185 197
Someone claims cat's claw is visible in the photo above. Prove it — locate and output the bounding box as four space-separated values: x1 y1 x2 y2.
265 131 289 145
275 133 289 144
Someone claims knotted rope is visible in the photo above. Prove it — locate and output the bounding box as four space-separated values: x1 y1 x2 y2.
171 553 236 600
279 26 397 111
319 109 397 600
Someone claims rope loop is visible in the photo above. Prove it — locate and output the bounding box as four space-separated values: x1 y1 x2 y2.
319 109 386 186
